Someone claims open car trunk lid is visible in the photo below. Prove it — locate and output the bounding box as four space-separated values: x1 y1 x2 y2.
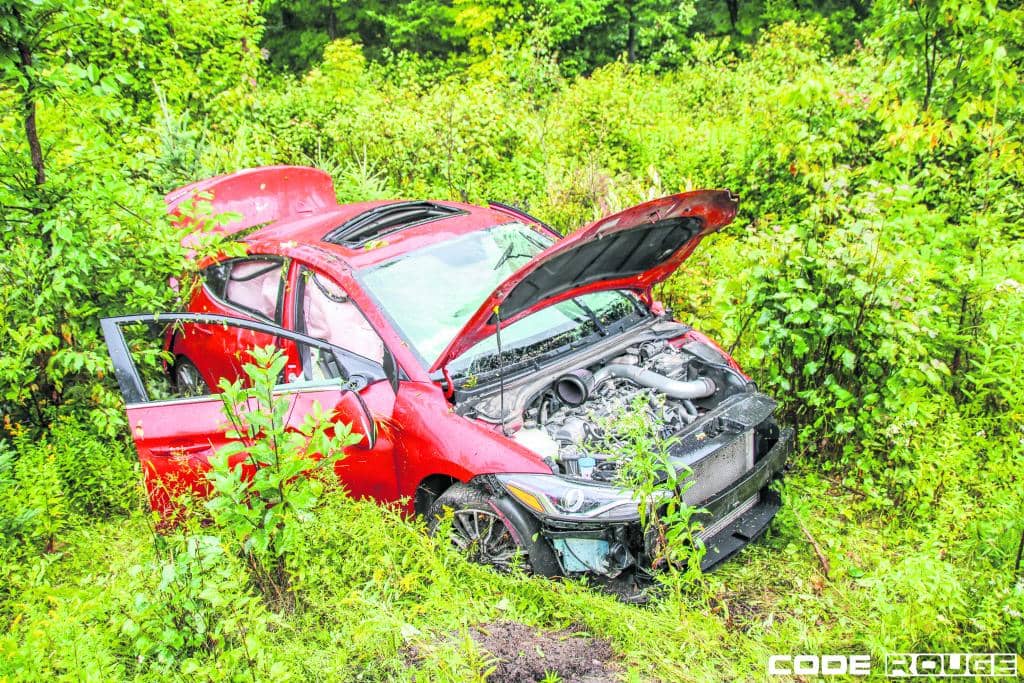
166 166 339 247
430 190 739 373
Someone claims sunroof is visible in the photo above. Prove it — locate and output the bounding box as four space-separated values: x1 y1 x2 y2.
323 201 466 247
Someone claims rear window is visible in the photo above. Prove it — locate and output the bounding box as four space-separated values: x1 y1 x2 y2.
203 258 285 322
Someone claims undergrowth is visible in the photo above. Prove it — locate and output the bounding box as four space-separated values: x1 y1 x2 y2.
0 0 1022 679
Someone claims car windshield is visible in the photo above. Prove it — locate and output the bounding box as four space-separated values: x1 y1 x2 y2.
449 289 644 379
359 222 646 370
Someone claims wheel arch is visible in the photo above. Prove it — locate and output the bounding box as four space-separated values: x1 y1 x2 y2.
413 473 461 517
170 352 214 392
426 477 563 577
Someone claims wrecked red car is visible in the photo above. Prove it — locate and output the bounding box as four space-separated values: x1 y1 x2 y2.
102 165 791 585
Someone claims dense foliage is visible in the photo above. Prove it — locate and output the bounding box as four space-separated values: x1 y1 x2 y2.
0 0 1021 679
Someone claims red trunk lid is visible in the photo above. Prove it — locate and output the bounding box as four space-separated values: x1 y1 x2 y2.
166 166 339 246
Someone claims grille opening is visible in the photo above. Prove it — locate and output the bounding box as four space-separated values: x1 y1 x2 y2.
681 430 755 508
323 201 465 247
699 494 760 540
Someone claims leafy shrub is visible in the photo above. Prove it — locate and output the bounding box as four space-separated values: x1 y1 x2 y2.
121 532 273 677
206 346 361 610
737 214 942 459
0 439 38 611
50 418 138 517
9 424 67 554
0 426 68 622
591 395 707 585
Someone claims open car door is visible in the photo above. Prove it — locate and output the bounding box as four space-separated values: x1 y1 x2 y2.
101 313 401 516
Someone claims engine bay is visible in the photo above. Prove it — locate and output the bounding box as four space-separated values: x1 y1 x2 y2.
511 339 751 480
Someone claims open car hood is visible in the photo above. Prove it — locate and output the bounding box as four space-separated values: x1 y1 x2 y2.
430 190 739 373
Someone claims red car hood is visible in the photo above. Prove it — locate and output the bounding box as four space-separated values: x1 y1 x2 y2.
430 190 739 373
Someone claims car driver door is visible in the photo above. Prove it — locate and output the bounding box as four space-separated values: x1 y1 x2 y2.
289 266 400 502
101 313 400 517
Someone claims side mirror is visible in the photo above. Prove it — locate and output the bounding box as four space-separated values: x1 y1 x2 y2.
338 389 377 450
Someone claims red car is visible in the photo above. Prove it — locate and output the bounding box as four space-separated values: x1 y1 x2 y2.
102 166 791 584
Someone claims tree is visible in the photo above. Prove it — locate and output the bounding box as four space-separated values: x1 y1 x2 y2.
0 0 88 189
874 0 1022 115
0 1 265 431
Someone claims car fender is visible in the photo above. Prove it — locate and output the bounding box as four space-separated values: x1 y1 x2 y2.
392 382 551 507
480 481 562 577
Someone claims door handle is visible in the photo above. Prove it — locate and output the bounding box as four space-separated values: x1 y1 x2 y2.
150 443 211 457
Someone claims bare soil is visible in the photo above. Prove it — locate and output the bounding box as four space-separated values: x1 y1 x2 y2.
470 620 618 683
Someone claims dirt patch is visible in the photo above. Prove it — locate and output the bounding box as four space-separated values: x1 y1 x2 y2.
470 621 618 683
710 588 784 633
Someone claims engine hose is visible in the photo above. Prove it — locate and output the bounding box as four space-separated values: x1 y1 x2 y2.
594 364 716 400
554 364 716 406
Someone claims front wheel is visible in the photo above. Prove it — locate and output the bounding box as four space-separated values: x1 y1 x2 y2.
427 483 559 575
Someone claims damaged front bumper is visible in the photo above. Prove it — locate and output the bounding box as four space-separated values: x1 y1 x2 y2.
532 427 793 577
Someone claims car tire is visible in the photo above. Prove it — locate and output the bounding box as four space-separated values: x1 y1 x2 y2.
173 357 211 397
427 483 561 576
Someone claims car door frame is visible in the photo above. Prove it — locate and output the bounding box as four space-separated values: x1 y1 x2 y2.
101 312 401 513
101 312 400 404
200 255 290 325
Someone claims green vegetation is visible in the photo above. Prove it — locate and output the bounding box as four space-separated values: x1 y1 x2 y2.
207 347 362 611
0 0 1021 679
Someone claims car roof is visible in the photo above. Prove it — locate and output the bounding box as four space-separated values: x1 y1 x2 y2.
244 199 523 270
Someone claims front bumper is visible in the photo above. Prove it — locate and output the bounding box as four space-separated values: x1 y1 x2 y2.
695 426 792 570
536 426 793 576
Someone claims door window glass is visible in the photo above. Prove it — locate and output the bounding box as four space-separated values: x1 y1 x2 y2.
299 270 385 364
220 259 284 321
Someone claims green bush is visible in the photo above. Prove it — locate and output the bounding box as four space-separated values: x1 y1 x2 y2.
120 533 273 678
50 418 139 517
206 347 361 610
9 425 68 555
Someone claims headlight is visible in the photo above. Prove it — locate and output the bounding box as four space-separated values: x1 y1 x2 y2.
495 473 665 521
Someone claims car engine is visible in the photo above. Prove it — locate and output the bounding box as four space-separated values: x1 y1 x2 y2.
513 339 747 480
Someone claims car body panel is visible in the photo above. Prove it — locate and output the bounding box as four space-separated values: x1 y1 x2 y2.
167 165 340 246
171 281 287 389
124 383 403 516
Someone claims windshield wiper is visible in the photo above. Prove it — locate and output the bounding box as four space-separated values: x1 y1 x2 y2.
493 244 537 270
493 243 515 269
573 298 608 336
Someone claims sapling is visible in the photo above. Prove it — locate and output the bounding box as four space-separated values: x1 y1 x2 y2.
206 346 363 610
587 393 708 587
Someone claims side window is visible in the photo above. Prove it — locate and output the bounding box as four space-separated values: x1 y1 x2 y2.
298 269 385 364
204 258 285 322
203 262 231 299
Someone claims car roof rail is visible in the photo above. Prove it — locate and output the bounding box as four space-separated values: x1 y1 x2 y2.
322 201 466 247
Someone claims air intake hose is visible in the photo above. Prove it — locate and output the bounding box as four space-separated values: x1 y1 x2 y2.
554 364 716 406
